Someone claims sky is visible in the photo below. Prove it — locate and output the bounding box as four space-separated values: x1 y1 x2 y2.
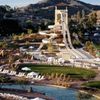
0 0 100 7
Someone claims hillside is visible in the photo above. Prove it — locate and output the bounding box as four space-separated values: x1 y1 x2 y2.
0 0 100 35
28 0 100 10
22 0 100 19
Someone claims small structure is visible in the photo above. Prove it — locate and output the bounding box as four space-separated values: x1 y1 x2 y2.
22 67 31 71
29 46 34 49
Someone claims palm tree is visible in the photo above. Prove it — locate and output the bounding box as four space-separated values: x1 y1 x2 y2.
47 42 54 53
84 41 96 56
66 75 71 81
59 73 64 80
63 74 66 81
0 76 7 85
27 29 32 35
55 73 59 79
51 73 55 79
7 54 18 70
0 50 4 57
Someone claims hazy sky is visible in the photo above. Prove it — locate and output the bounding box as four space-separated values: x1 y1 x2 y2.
0 0 100 7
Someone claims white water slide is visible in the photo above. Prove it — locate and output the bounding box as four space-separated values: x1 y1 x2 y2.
36 32 57 51
61 9 94 59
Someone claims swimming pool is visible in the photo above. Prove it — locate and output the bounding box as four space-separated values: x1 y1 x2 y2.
0 84 97 100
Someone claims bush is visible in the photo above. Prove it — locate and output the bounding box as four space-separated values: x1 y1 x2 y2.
83 81 100 89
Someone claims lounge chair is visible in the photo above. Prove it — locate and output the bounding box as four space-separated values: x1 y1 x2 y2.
38 75 41 79
33 75 39 80
0 68 3 72
16 72 25 77
40 76 45 80
9 71 16 75
34 75 45 80
1 69 9 74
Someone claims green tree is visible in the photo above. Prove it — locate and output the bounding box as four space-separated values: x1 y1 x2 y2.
27 29 33 34
86 12 97 31
51 73 55 79
0 41 8 49
84 41 96 56
76 11 82 23
82 10 85 18
47 42 54 53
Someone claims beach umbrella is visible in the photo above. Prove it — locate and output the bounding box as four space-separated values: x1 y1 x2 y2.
27 72 38 76
38 31 46 35
31 97 45 100
21 67 31 71
29 46 34 49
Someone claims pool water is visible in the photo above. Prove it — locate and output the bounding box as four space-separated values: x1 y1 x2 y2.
0 84 97 100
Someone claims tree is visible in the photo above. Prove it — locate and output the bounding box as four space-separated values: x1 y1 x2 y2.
27 29 32 34
84 41 96 56
0 41 8 49
55 73 59 79
63 74 66 81
0 50 4 57
82 10 85 19
47 42 54 53
7 54 19 70
12 34 19 41
85 11 97 32
59 73 64 80
69 10 97 47
76 11 82 22
66 75 71 81
51 73 55 79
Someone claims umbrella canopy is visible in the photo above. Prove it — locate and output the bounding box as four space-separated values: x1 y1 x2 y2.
29 46 34 49
31 97 45 100
39 31 47 35
22 67 31 71
27 72 38 76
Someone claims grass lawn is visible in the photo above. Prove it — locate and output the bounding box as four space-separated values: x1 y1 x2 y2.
83 81 100 89
19 64 96 79
95 44 100 50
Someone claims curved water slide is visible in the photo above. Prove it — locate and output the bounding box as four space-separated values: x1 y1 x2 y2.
61 11 82 59
71 49 89 59
61 12 82 58
74 34 84 46
77 49 94 59
36 32 57 51
36 32 48 51
62 9 92 59
36 42 44 51
66 24 92 59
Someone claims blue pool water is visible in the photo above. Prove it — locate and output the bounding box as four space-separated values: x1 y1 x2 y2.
0 84 97 100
